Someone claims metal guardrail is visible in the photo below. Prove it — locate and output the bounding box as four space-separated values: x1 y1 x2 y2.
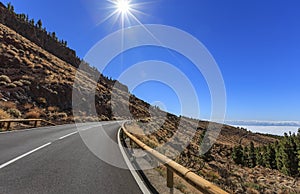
0 119 55 131
121 122 228 194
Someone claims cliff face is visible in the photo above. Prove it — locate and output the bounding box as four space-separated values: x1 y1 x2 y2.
0 2 80 68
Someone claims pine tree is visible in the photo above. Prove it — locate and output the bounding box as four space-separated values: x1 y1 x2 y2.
51 32 57 41
37 19 42 29
255 147 263 166
289 134 298 176
7 2 11 11
281 133 298 176
29 19 35 26
262 145 268 168
297 129 300 174
248 142 256 168
268 144 277 169
274 141 283 170
7 2 14 12
243 146 249 167
232 145 244 165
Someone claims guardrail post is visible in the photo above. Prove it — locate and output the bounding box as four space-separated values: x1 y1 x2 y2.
34 120 38 128
130 139 133 153
167 167 174 194
6 121 11 131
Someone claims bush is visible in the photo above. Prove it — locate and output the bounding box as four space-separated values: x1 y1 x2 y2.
6 83 17 88
47 106 59 112
0 109 11 119
21 75 33 81
13 81 23 87
99 115 109 121
0 75 11 83
37 97 47 105
25 111 40 119
0 101 16 110
0 81 7 86
20 79 31 86
7 108 22 118
24 103 33 110
58 112 68 119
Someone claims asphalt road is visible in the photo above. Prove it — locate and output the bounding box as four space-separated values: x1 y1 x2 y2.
0 122 143 194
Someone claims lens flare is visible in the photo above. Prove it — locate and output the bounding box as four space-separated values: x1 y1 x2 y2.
116 0 131 14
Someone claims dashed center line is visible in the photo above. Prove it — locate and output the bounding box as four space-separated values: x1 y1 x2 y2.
58 132 78 140
0 142 52 169
0 122 122 170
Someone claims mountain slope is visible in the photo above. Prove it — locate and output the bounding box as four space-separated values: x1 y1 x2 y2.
0 22 151 123
0 7 299 193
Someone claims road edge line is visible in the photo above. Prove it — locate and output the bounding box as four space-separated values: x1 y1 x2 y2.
117 127 151 194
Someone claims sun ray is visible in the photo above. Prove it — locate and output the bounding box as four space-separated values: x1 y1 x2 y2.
96 10 119 26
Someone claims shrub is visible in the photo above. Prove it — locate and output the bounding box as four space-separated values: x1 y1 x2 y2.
7 108 22 118
0 101 16 110
99 115 109 121
21 75 33 81
57 112 68 118
37 97 47 105
13 81 23 87
0 109 11 119
6 83 17 88
23 104 33 111
0 81 7 86
47 106 59 112
25 110 40 119
20 79 31 85
0 75 11 83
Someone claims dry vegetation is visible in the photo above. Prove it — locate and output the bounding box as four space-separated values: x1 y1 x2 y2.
0 22 151 131
1 13 299 193
126 117 300 193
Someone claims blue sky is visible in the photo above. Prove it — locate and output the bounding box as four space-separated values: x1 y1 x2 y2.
2 0 300 122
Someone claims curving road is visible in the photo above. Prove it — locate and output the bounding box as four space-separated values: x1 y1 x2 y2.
0 122 144 194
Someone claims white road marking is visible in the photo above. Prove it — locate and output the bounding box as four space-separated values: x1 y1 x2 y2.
0 142 52 169
0 122 123 170
58 132 78 140
117 128 151 194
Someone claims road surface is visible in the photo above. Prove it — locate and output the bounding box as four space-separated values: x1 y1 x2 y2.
0 122 144 194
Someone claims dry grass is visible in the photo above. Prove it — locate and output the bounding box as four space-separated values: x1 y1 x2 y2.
47 106 59 112
0 109 11 119
24 103 33 110
0 101 16 110
25 110 40 119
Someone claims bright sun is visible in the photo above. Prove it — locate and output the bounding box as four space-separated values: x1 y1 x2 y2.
116 0 131 14
101 0 144 28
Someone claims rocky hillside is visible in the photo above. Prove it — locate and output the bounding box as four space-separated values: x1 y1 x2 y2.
0 22 152 124
126 117 299 193
0 4 298 193
0 2 80 67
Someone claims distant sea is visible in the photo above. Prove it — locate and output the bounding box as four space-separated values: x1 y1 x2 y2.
225 121 300 136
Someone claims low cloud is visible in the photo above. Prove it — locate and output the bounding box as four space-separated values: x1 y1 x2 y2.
226 120 300 127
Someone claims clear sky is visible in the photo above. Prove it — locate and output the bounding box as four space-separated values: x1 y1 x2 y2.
2 0 300 122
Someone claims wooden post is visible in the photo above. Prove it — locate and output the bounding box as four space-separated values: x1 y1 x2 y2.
34 120 38 128
6 121 11 131
167 168 174 194
130 139 133 153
